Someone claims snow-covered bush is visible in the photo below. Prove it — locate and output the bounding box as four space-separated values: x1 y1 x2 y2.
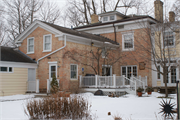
24 95 92 119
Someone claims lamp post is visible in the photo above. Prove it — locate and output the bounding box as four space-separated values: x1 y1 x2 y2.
176 80 179 119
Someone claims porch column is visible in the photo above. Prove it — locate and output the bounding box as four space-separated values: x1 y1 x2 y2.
145 76 147 86
47 79 49 93
36 79 39 93
113 74 116 88
95 75 98 88
79 75 82 87
122 75 125 86
139 75 141 81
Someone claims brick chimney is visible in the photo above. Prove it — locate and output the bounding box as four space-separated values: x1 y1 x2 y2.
91 14 98 24
154 0 163 23
169 11 175 22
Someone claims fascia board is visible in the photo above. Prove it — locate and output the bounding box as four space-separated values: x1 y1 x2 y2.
0 61 37 68
15 21 63 43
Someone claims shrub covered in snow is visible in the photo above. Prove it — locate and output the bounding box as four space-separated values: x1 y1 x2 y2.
24 94 92 119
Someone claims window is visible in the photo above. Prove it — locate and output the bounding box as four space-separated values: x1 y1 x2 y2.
110 15 115 20
48 62 57 79
121 66 137 84
171 66 176 83
0 67 13 73
70 64 78 79
122 33 134 51
157 66 160 79
43 34 52 52
103 16 108 21
164 32 174 47
27 37 34 53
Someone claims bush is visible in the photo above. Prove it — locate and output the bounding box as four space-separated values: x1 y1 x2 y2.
24 94 92 119
136 87 144 92
146 87 153 92
50 74 59 94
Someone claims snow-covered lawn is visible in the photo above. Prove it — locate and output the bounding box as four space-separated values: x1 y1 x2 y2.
0 92 177 120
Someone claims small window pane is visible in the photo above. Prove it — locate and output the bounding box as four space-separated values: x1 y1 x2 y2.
124 34 133 49
171 66 176 83
164 32 174 47
9 67 12 72
45 36 50 43
103 17 108 21
29 39 34 45
0 67 7 71
45 43 50 50
110 16 114 20
29 46 34 52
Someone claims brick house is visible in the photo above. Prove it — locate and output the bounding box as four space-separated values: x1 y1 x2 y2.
15 20 119 92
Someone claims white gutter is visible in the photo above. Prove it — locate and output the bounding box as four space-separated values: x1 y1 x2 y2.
37 34 67 64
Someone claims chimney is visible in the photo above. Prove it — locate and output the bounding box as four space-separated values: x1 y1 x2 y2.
91 14 98 24
169 11 175 22
154 0 163 23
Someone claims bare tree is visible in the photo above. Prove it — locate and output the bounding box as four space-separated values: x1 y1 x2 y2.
133 19 180 97
39 1 61 24
63 43 125 75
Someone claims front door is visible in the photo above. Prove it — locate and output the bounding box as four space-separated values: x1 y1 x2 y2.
28 68 36 91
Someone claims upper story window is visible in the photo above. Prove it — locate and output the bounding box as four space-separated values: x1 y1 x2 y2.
70 64 78 80
0 67 13 73
122 33 134 51
103 16 108 21
110 15 115 20
43 34 52 52
164 32 174 47
27 37 34 53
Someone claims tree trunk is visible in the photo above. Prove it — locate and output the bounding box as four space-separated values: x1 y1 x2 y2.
163 67 168 97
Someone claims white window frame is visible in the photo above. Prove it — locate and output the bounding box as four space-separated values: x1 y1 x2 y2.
48 61 57 79
43 34 52 52
163 31 175 48
27 37 34 54
109 15 115 21
103 16 108 22
0 66 13 73
122 32 134 51
70 64 78 80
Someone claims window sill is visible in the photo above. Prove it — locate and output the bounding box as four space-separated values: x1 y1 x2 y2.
43 50 52 52
27 52 34 54
122 49 134 51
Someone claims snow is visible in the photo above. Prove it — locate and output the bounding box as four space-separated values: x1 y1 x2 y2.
0 92 177 120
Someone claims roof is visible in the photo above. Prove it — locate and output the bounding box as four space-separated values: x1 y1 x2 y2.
0 46 36 63
98 11 126 17
41 21 119 45
74 16 157 30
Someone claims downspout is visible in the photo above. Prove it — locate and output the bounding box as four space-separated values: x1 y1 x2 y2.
37 34 67 64
113 23 117 42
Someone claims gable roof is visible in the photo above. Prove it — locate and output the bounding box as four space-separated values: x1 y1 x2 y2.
74 16 157 30
0 46 36 63
15 20 119 45
41 21 119 45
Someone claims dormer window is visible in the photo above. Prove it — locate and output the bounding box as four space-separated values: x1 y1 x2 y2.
110 15 115 20
103 16 108 21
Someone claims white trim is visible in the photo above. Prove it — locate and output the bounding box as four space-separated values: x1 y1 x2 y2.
43 34 52 52
49 62 57 79
15 20 62 43
122 32 134 51
27 37 34 54
0 66 14 73
70 64 78 80
48 61 58 64
0 61 37 68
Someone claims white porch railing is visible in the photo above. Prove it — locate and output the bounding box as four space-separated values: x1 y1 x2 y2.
27 79 39 93
47 79 60 93
80 75 147 94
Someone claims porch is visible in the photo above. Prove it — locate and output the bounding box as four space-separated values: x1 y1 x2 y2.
79 75 147 95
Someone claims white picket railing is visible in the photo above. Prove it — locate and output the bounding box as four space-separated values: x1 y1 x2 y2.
79 75 147 94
